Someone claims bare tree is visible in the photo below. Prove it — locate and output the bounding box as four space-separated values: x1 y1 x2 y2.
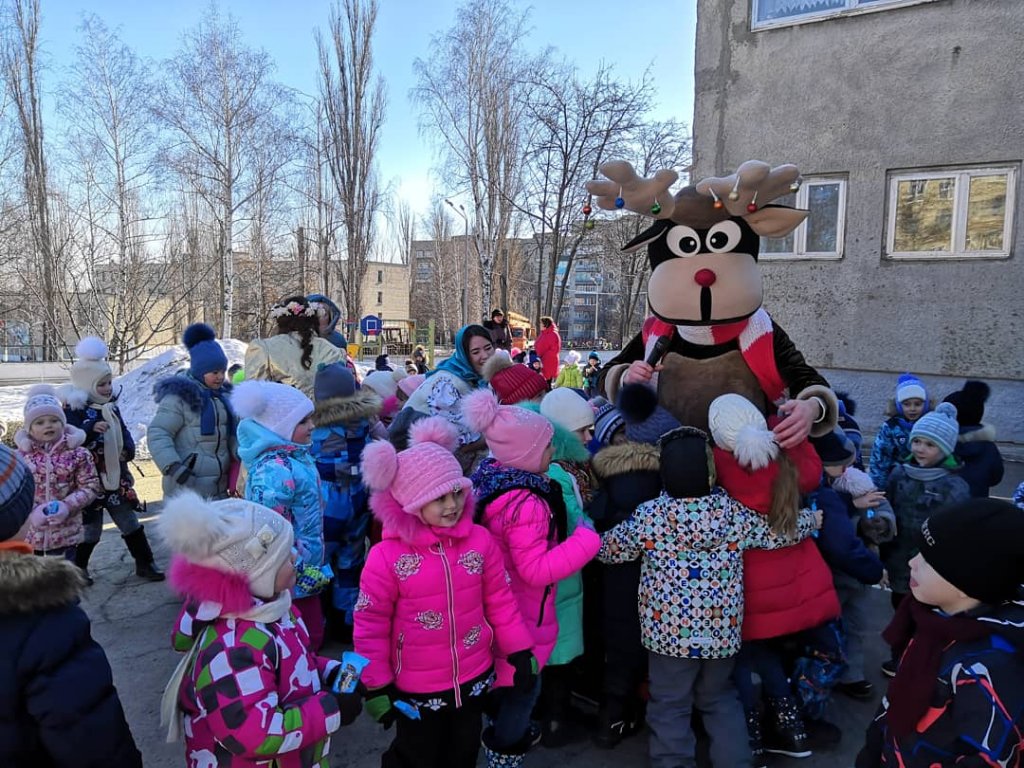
317 0 386 325
412 0 538 316
1 0 61 357
153 4 284 338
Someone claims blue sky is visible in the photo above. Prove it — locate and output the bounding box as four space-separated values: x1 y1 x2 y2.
39 0 695 214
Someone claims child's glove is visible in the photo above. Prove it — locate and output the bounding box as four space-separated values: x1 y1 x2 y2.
507 650 538 694
859 514 894 544
333 689 363 726
364 685 398 730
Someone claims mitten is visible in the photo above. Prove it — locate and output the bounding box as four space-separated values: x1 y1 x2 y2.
507 650 538 694
323 669 364 726
364 685 398 730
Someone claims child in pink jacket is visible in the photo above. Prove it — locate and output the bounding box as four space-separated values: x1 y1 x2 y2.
464 390 601 766
158 491 361 768
15 384 99 558
355 417 537 768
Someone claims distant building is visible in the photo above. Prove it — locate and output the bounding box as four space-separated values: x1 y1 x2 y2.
693 0 1024 447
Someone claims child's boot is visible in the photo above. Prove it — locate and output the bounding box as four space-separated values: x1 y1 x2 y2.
73 541 97 585
745 708 767 768
123 526 165 581
763 696 812 758
481 727 529 768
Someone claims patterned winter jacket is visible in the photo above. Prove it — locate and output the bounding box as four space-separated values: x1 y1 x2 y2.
170 561 342 768
855 600 1024 768
868 414 916 490
884 461 970 594
0 550 142 767
598 489 818 659
239 420 326 595
62 386 137 504
354 488 533 700
472 460 601 685
150 373 236 499
15 426 100 552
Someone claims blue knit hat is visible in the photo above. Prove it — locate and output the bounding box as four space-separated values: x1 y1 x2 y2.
184 323 228 379
0 445 35 540
592 398 625 446
910 402 959 457
895 373 927 406
588 351 600 362
314 362 357 402
618 383 682 445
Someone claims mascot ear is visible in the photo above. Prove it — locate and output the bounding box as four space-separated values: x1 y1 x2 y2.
621 220 671 253
744 204 808 238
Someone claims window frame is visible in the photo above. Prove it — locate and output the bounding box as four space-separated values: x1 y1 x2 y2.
885 165 1017 261
751 0 938 30
760 175 848 261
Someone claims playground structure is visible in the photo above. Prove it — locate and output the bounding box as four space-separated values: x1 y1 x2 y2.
349 318 435 366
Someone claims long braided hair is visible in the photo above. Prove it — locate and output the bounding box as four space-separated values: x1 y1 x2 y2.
272 295 319 370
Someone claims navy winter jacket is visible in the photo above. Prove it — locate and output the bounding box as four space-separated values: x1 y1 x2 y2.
807 483 883 586
0 550 141 767
953 424 1004 498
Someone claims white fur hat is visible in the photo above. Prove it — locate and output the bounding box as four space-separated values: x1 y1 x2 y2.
157 490 294 600
563 350 580 366
232 380 313 442
70 337 113 401
541 387 595 433
708 393 778 471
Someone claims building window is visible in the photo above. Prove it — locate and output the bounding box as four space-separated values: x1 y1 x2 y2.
886 166 1016 259
377 269 383 284
752 0 937 29
376 291 383 305
760 176 847 260
415 263 432 281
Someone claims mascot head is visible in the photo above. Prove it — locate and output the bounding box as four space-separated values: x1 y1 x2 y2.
586 160 809 327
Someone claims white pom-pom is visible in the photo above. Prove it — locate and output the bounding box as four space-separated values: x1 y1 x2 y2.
156 490 229 559
74 336 108 361
732 424 779 471
462 389 500 434
362 439 399 492
231 381 268 419
55 383 88 410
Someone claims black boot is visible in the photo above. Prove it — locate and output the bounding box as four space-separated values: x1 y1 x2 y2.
745 708 767 768
74 541 97 586
763 696 812 758
123 527 165 581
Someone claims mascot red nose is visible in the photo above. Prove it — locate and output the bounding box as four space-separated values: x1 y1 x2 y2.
587 159 838 447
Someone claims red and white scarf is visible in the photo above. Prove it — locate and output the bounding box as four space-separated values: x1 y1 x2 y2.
641 308 786 404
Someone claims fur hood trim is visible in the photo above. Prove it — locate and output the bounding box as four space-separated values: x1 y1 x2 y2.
0 550 85 614
153 373 232 413
592 441 661 478
313 388 381 427
14 424 86 452
958 423 997 443
371 485 476 547
168 555 254 616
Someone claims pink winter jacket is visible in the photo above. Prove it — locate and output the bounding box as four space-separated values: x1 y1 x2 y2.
355 488 534 703
478 488 601 686
15 425 99 552
168 558 342 768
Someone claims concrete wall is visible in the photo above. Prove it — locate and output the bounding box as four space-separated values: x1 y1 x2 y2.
692 0 1024 448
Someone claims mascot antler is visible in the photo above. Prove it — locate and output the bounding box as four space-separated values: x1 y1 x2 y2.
695 160 801 221
585 161 679 220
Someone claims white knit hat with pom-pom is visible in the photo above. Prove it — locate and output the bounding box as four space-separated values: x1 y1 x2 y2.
708 393 779 471
157 490 294 600
361 417 470 516
232 380 314 442
70 336 114 401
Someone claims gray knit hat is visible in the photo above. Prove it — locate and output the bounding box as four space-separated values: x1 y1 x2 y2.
910 402 960 457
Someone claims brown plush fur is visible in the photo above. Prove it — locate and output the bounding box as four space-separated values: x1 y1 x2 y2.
481 352 514 383
312 388 382 427
958 424 996 443
592 441 661 479
0 550 85 615
768 451 801 537
659 350 766 433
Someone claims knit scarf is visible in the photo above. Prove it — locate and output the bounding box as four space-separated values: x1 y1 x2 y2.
93 401 124 492
644 309 786 403
160 590 292 743
471 458 567 542
195 377 235 437
901 462 953 483
882 595 993 738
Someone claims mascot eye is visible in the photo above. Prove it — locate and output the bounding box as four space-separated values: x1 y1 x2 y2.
705 220 743 253
665 225 702 257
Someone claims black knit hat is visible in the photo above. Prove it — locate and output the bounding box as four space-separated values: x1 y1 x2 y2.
916 499 1024 605
658 426 714 499
811 428 856 468
0 445 35 540
942 380 990 428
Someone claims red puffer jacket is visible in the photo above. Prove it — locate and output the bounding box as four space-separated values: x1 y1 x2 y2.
713 439 840 640
534 325 561 380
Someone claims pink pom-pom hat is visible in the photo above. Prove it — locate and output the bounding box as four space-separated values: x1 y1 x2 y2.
462 389 553 474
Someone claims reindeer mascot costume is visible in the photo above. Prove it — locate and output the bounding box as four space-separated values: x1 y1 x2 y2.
587 161 842 762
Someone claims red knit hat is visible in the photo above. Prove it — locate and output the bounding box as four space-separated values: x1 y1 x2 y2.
482 353 547 405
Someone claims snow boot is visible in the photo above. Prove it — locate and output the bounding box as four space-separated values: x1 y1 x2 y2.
123 526 165 581
763 696 812 758
745 708 767 768
73 541 97 585
481 727 530 768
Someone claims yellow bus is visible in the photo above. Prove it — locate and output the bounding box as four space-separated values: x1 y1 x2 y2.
506 311 535 351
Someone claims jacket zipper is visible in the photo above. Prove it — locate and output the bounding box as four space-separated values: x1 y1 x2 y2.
395 632 404 676
437 542 462 708
537 584 553 627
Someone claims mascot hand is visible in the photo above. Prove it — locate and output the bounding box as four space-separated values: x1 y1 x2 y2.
623 360 662 385
773 398 816 449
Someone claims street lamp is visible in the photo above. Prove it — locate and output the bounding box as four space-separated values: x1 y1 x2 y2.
445 199 470 327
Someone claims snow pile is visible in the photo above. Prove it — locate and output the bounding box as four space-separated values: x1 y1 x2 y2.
116 340 248 458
